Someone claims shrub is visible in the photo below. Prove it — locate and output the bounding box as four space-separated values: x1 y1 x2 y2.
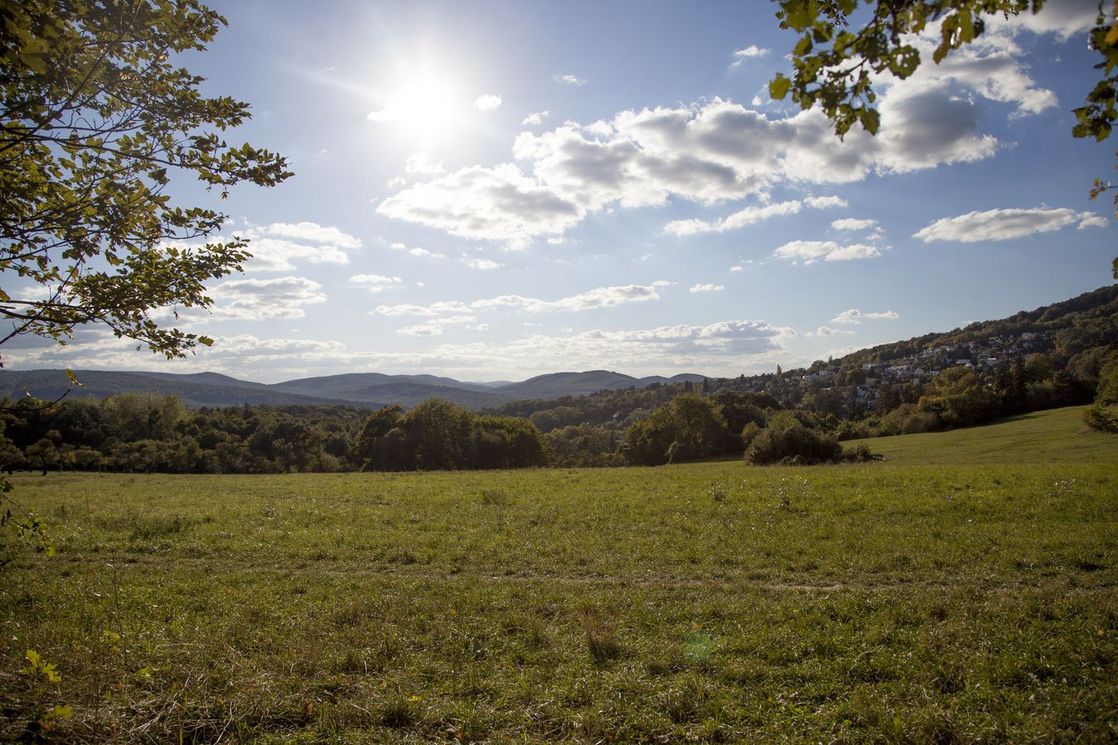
745 412 842 465
842 442 876 462
1083 404 1118 433
740 421 762 450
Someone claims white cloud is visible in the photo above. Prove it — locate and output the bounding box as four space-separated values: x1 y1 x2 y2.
473 283 668 313
397 322 443 336
255 222 362 249
378 88 1004 247
832 309 900 324
729 45 770 69
1 330 350 377
378 164 582 249
388 319 794 375
389 241 447 259
992 0 1099 39
913 207 1107 243
485 319 787 370
864 20 1067 174
522 111 550 126
207 276 327 320
810 326 855 337
804 195 848 209
733 44 769 59
2 314 794 380
729 265 744 272
220 222 361 272
831 217 879 231
474 94 502 111
397 315 476 337
375 281 672 319
13 284 54 301
772 240 882 264
373 301 472 318
349 274 403 293
462 257 503 270
239 237 349 272
664 196 845 236
554 74 587 86
378 19 1063 249
689 283 724 293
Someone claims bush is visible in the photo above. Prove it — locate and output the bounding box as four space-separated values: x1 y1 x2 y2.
740 421 762 450
1083 404 1118 433
842 442 876 462
745 413 843 465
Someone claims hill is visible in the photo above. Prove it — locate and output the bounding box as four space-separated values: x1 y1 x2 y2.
845 406 1116 465
0 369 360 409
0 368 708 410
269 373 509 408
495 370 705 400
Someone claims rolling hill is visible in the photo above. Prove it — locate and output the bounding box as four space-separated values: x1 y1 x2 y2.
0 368 707 410
844 405 1115 465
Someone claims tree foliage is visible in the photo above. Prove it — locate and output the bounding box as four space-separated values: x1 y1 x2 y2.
0 0 291 359
354 400 549 472
621 393 729 465
744 411 844 465
770 0 1118 239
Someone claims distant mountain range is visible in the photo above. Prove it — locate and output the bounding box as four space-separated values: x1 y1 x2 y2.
0 368 708 410
4 284 1116 411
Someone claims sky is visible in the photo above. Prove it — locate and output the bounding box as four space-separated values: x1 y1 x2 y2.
6 0 1116 383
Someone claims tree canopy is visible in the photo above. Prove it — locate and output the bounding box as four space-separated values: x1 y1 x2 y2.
770 0 1118 276
0 0 291 361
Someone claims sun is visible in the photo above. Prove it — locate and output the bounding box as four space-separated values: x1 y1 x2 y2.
367 68 463 144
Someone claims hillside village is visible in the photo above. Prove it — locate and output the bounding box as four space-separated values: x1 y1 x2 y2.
789 330 1056 410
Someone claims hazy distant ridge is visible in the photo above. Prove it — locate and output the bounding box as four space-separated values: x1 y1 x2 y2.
0 368 708 410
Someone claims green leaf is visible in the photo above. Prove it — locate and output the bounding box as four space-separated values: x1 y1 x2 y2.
860 108 880 135
47 704 73 721
769 74 792 100
782 1 818 32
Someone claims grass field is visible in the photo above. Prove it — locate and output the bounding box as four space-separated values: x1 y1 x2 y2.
1 408 1116 742
846 406 1116 465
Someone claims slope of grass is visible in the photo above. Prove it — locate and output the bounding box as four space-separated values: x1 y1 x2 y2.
2 454 1115 743
847 405 1116 465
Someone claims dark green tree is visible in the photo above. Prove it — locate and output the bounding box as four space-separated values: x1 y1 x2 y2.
352 405 405 470
621 393 729 465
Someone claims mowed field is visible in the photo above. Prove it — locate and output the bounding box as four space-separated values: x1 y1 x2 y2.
1 408 1116 743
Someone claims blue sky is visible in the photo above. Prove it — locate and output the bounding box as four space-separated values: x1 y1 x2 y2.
9 0 1116 382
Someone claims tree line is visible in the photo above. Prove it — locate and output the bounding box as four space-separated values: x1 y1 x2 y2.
0 388 864 473
0 395 550 474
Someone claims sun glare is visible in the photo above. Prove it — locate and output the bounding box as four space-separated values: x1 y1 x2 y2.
367 69 462 143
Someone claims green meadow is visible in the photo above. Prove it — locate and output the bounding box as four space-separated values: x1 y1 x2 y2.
845 406 1117 466
1 408 1116 742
